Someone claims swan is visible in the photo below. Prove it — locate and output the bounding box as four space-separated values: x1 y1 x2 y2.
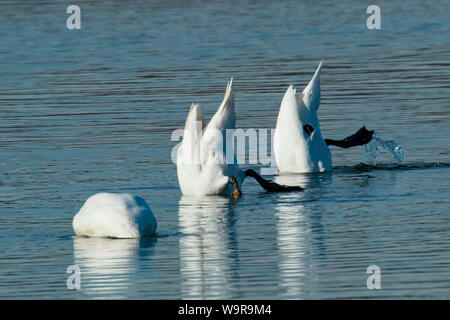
177 79 301 196
73 193 157 238
274 61 374 173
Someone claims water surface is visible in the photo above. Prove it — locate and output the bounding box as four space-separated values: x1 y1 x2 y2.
0 0 449 299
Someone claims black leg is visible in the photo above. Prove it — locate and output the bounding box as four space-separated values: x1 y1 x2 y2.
325 126 374 148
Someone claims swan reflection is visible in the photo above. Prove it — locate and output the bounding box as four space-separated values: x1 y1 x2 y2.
273 173 325 298
73 237 155 299
274 172 328 190
178 196 238 299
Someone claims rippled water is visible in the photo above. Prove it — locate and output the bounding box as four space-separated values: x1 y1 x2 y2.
1 0 449 299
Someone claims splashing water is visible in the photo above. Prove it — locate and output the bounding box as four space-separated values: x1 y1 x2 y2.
364 133 404 165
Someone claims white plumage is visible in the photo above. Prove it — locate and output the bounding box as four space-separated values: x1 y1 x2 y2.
73 193 157 238
177 79 245 195
274 61 332 173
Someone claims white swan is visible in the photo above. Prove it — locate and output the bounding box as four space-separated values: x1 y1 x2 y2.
73 193 157 238
274 62 374 173
177 79 302 196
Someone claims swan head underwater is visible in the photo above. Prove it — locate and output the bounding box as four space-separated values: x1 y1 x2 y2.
274 61 374 173
176 79 302 196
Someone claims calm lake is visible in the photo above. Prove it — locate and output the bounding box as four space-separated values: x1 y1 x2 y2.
0 0 449 299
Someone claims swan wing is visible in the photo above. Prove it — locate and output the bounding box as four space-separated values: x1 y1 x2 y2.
178 103 203 165
274 85 309 172
177 103 209 195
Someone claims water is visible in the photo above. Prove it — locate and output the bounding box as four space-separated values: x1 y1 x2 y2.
1 0 449 299
364 133 405 165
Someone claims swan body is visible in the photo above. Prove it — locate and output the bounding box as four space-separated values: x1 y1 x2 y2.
73 193 157 238
177 80 303 196
274 61 332 173
177 80 245 196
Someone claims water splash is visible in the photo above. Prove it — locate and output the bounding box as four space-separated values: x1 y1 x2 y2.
364 133 404 165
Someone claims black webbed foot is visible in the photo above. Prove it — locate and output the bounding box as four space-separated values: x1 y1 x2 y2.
325 126 374 148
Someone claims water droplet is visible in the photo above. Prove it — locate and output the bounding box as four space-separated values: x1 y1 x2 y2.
364 133 404 165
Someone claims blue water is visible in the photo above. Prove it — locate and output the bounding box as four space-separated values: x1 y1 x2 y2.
0 0 449 299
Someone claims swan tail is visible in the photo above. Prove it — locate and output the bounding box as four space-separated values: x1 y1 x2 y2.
300 61 322 111
220 77 234 115
206 78 236 132
226 77 233 95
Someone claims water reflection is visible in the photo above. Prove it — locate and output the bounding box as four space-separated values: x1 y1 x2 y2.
178 196 239 299
73 237 155 299
273 174 325 298
274 171 331 190
1 0 449 300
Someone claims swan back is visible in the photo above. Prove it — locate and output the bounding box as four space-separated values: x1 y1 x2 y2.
73 193 157 238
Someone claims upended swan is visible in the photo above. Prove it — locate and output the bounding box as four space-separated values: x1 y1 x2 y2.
177 79 301 196
73 193 157 238
274 61 374 173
